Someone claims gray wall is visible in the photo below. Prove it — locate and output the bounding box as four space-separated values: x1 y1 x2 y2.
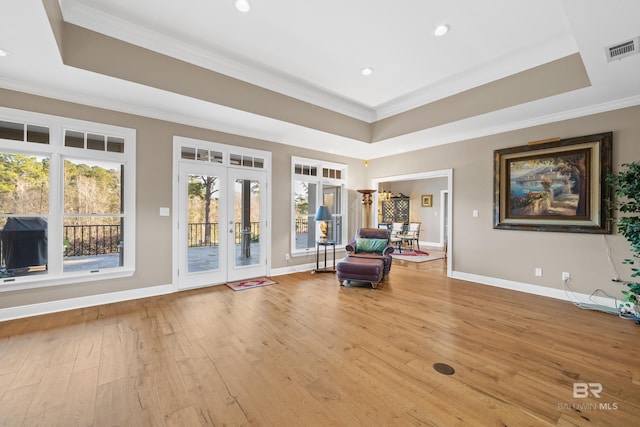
366 105 640 298
1 86 639 310
0 88 367 309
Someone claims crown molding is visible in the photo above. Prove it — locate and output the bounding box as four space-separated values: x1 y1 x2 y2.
59 3 581 124
0 76 372 158
61 2 378 122
365 92 640 159
3 71 638 163
375 31 579 120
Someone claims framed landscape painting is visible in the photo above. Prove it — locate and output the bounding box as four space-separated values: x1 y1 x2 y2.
493 132 612 233
421 194 433 207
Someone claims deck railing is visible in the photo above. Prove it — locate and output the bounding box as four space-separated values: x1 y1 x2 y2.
187 222 261 247
63 224 122 257
295 217 308 234
2 219 311 262
63 222 264 256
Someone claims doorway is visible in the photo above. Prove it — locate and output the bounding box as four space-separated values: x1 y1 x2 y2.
173 137 271 290
372 169 453 277
440 190 449 253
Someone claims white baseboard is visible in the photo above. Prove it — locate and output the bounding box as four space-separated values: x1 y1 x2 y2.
1 269 619 322
451 271 619 309
270 262 316 277
0 284 174 322
421 241 444 249
0 262 318 322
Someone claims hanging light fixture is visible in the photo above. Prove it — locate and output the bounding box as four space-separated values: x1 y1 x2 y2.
379 184 391 202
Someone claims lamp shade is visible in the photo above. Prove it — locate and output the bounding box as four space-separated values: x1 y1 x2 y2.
315 205 332 221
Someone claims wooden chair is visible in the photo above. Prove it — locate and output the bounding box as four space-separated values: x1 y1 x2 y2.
390 222 405 253
403 222 421 250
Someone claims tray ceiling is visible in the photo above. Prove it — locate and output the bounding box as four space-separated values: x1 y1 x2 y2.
0 1 639 158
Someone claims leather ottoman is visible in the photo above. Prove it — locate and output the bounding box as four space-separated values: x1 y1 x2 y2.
337 256 385 289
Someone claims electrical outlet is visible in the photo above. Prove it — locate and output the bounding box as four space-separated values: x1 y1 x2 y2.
285 253 290 261
535 267 543 277
562 272 571 281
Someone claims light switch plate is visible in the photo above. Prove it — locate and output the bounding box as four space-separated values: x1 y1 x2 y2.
159 207 170 216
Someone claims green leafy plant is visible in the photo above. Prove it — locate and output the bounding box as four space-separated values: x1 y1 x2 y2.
607 162 640 314
621 259 640 305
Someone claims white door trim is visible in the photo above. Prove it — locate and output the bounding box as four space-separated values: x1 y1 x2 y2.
226 167 268 282
371 168 453 278
440 189 449 249
172 136 272 290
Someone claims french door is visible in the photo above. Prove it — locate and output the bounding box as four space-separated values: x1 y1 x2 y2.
226 168 267 282
175 140 269 290
177 161 227 289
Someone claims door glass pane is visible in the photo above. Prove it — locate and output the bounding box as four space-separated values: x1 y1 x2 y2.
187 173 220 273
181 146 196 160
234 178 260 267
197 149 209 162
212 151 223 163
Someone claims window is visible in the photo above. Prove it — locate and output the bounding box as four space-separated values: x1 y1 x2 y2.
0 108 135 290
292 157 346 254
63 157 124 272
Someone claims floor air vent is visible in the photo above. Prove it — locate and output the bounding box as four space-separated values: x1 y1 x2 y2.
605 37 640 62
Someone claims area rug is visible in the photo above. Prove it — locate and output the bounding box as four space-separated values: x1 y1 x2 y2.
391 250 445 263
225 277 276 291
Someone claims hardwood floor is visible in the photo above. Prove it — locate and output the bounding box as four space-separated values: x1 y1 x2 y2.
1 260 639 426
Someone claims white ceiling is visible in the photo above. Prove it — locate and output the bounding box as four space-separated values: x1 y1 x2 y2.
1 0 639 159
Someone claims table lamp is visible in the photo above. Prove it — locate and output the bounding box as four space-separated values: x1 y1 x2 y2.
315 205 332 242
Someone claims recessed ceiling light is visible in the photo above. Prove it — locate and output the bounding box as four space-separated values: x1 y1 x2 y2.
361 67 374 76
0 49 8 57
235 0 251 12
434 24 450 37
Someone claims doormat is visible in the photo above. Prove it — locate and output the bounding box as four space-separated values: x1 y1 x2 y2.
225 277 276 291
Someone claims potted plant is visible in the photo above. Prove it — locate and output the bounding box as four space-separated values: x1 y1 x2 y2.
607 162 640 322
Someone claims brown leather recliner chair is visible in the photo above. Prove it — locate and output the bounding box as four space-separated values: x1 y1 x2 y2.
337 228 395 288
345 227 394 274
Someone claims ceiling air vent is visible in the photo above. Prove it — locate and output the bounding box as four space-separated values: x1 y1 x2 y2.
605 37 640 62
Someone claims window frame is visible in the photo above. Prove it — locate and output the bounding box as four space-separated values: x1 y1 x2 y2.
291 156 347 256
0 107 135 291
